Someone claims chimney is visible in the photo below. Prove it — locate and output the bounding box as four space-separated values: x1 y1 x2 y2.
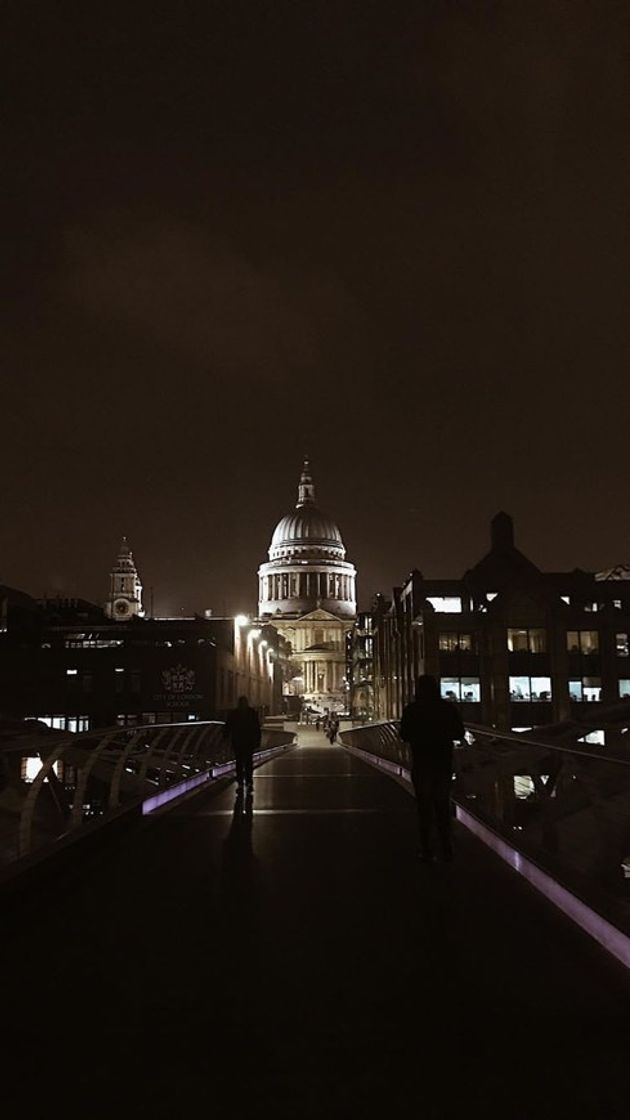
491 511 514 551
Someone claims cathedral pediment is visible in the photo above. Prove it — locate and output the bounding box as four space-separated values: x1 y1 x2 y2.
297 607 345 622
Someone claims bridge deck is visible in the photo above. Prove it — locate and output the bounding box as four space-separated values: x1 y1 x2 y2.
4 729 630 1117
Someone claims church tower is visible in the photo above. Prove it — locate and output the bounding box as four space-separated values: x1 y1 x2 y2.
105 537 145 620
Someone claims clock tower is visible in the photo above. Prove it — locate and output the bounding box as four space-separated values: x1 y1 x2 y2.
105 537 145 620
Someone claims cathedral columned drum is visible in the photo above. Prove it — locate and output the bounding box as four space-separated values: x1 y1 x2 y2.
258 460 357 713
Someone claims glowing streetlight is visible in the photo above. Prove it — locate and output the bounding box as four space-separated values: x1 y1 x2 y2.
234 614 249 627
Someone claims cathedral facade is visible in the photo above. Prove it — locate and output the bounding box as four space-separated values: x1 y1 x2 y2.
258 461 357 712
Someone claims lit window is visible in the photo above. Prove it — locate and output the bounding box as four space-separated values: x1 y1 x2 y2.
561 596 570 605
438 632 476 653
66 668 78 676
507 628 547 653
579 730 605 745
619 680 630 699
616 633 629 657
440 677 480 702
583 677 601 702
514 776 535 799
21 757 61 782
569 678 601 702
427 597 462 614
566 630 599 655
614 600 622 609
510 676 552 701
39 715 66 730
67 716 90 733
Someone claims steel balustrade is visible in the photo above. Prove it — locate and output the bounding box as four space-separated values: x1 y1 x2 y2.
0 720 294 868
340 719 630 960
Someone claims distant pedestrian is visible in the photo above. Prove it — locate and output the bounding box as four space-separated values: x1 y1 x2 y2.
223 695 261 795
400 675 465 862
315 717 321 732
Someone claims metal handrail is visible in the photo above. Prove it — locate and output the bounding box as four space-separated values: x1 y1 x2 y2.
2 719 291 864
347 718 630 767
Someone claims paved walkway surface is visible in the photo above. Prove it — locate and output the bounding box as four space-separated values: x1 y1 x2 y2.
3 728 630 1118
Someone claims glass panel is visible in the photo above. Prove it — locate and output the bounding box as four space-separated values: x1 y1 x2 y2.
580 631 599 654
619 680 630 698
439 633 459 652
460 677 481 702
507 629 529 652
509 676 530 701
568 680 583 701
459 633 474 652
529 629 547 654
566 631 579 653
531 677 552 701
616 633 629 657
582 678 601 702
440 678 461 701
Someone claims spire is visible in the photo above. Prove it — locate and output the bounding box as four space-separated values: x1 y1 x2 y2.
296 457 316 508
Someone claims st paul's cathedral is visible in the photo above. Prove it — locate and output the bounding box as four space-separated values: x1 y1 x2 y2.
258 461 357 713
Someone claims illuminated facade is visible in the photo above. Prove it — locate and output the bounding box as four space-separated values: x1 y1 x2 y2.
258 460 357 712
368 512 630 737
104 537 144 620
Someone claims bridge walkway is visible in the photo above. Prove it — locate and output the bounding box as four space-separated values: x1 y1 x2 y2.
3 728 629 1118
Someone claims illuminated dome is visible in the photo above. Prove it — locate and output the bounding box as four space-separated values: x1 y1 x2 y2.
258 459 357 621
269 462 346 561
270 507 344 560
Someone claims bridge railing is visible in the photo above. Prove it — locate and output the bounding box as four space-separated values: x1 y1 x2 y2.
0 720 294 871
340 721 630 944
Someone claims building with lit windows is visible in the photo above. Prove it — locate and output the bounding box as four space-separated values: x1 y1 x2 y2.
0 542 285 730
369 512 630 735
258 460 357 712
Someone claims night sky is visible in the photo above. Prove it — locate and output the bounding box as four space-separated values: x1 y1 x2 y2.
4 2 630 617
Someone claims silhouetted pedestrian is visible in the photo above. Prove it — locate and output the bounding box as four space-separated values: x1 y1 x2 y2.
223 695 261 794
400 675 465 862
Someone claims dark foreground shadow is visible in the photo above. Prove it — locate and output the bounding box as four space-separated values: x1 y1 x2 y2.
219 790 261 947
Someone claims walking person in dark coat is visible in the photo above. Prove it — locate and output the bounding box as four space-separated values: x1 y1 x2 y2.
400 675 465 862
223 696 262 794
